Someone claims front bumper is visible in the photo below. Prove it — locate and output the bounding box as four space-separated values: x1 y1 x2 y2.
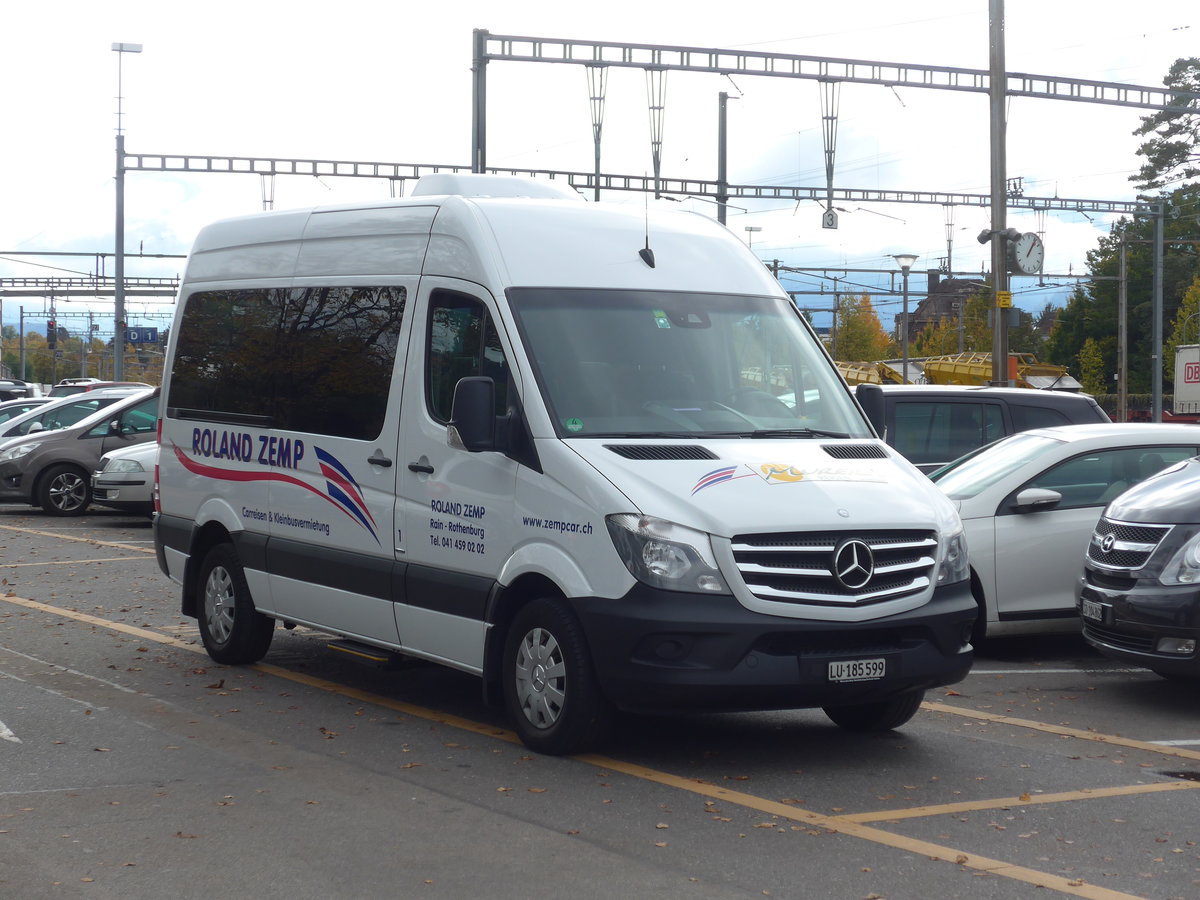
1077 571 1200 676
570 580 975 713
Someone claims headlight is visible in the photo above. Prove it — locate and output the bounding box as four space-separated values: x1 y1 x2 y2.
1159 531 1200 585
936 525 970 585
0 442 40 462
105 458 146 474
606 514 731 594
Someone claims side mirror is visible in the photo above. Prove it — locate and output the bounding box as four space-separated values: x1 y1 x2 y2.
109 419 123 436
855 383 885 437
1013 487 1062 511
448 377 496 452
27 421 44 434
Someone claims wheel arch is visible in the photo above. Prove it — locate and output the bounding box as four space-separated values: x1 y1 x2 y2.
481 572 568 706
181 521 236 619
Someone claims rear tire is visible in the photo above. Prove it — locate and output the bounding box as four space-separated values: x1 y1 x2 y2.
195 543 274 665
502 598 611 755
823 690 925 732
37 464 91 516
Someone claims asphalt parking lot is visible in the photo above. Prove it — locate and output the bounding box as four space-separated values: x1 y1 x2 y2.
2 504 1198 900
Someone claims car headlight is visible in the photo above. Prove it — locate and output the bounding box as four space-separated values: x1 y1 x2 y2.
104 457 146 474
606 514 731 594
0 442 40 462
936 524 970 586
1159 531 1200 585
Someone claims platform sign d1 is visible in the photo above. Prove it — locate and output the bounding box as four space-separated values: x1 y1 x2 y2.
124 326 159 344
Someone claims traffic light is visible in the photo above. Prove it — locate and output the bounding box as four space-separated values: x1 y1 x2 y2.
47 319 56 349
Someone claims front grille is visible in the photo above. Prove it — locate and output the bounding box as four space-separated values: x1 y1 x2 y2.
1083 621 1157 653
1086 517 1171 571
731 529 936 607
821 443 888 459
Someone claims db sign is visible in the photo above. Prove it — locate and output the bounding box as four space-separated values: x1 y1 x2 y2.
1186 362 1200 384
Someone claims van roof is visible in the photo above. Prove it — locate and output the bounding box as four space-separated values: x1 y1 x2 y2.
183 176 784 298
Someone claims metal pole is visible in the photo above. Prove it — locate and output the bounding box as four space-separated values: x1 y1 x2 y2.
471 29 488 173
988 0 1010 386
1153 202 1164 422
115 131 126 382
717 92 729 225
1118 238 1127 421
901 266 911 384
112 43 141 382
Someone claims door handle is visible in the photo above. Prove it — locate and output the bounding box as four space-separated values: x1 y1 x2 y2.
407 462 435 474
368 451 393 467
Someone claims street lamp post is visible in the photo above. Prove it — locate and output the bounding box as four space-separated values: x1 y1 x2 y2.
744 225 762 249
113 42 142 383
893 254 919 384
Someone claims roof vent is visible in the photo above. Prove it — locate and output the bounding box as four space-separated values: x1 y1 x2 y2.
606 445 718 461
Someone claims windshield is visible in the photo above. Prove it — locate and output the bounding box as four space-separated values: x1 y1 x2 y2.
931 432 1065 500
507 288 870 439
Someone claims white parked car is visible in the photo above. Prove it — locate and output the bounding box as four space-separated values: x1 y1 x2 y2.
92 441 158 517
930 423 1200 641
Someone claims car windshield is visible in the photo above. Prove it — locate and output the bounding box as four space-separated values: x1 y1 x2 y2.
507 287 870 439
931 432 1065 500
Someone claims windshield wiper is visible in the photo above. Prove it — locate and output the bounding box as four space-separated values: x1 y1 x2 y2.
696 428 853 439
753 427 852 439
571 431 706 439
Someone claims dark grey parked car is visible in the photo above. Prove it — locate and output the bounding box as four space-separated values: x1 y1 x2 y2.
855 383 1111 473
0 389 159 516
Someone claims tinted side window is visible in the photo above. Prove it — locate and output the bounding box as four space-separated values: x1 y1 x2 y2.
892 401 1004 466
168 287 407 440
86 397 159 438
427 291 509 423
1010 404 1070 431
1023 445 1198 509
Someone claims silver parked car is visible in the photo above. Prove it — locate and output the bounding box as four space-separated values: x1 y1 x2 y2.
91 441 157 517
0 389 159 516
931 423 1200 641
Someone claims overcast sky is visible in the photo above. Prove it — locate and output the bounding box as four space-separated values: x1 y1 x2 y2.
1 0 1196 334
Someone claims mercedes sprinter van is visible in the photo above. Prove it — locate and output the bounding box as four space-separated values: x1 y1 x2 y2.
154 174 975 754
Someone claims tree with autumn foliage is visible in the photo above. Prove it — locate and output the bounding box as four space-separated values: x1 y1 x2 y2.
831 293 894 361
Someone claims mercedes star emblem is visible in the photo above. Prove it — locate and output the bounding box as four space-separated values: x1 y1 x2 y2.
833 538 874 590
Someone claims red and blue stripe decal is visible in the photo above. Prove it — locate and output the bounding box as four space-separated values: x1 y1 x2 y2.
171 443 380 545
692 465 753 495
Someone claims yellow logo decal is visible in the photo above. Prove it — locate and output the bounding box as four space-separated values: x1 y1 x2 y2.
760 463 805 483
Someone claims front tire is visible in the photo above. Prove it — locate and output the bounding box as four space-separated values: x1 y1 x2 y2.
38 464 91 516
196 543 274 665
502 598 611 755
823 690 925 732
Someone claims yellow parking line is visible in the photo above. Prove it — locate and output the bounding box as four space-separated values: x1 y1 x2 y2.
0 594 1165 900
841 780 1200 822
2 557 149 568
0 523 155 554
922 700 1200 762
573 755 1146 900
